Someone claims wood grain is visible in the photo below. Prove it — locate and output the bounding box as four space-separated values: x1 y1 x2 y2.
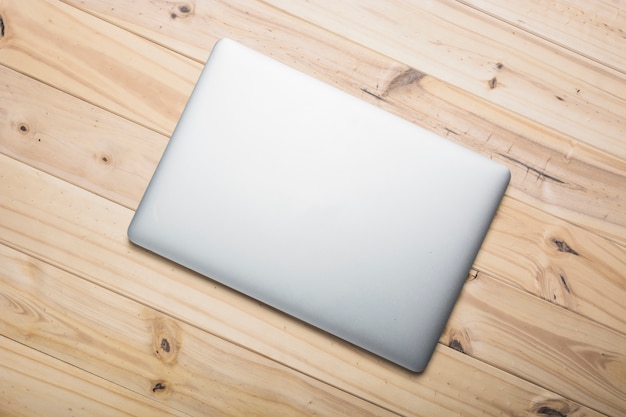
0 66 167 209
0 152 613 416
1 0 624 415
263 0 626 161
0 336 189 416
476 196 626 334
2 3 624 335
390 75 626 247
0 0 201 135
61 0 626 245
2 58 624 344
459 0 626 74
443 271 626 416
0 243 396 417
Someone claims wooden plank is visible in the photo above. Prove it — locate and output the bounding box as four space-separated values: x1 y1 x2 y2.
458 0 626 74
59 0 626 246
1 19 624 335
3 57 625 365
400 76 626 246
0 336 190 417
2 1 623 415
0 244 397 417
476 196 626 335
0 66 167 210
0 0 201 135
443 271 626 416
261 0 626 161
0 152 611 416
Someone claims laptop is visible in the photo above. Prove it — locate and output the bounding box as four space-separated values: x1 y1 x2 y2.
128 38 510 372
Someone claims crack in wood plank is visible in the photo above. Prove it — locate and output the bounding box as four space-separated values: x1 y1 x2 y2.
498 153 566 184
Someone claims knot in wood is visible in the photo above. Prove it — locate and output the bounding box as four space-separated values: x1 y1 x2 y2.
445 328 472 355
17 123 30 135
550 238 579 256
151 380 170 396
97 152 113 166
383 68 424 97
531 398 576 417
170 2 194 19
152 317 181 364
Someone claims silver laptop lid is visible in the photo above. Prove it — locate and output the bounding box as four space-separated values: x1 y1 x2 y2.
129 38 509 371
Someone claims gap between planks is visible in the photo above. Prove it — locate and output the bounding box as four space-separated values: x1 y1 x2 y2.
0 335 192 416
1 4 624 333
2 59 625 340
16 0 626 246
0 152 622 416
456 0 626 75
0 1 620 412
0 244 399 417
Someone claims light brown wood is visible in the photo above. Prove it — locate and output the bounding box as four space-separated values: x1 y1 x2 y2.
458 0 626 74
57 0 626 245
1 0 624 415
2 0 624 335
0 65 168 210
0 243 396 416
389 75 626 246
0 0 201 135
0 336 189 416
443 271 626 415
2 60 626 408
263 0 626 160
0 150 616 415
476 196 626 334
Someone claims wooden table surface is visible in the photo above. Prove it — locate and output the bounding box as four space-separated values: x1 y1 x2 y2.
1 1 625 415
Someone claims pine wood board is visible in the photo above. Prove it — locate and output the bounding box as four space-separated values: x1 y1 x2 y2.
0 243 397 417
1 7 624 336
0 0 201 136
386 76 626 247
458 0 626 74
262 0 626 162
2 57 624 340
443 271 626 415
0 65 168 210
55 0 626 245
0 0 624 415
0 151 619 415
2 86 626 412
0 336 190 417
475 196 626 334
